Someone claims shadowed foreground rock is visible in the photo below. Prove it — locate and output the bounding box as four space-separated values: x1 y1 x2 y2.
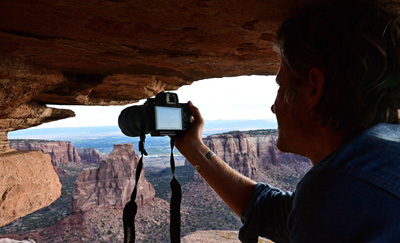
0 239 35 243
181 230 273 243
0 151 61 227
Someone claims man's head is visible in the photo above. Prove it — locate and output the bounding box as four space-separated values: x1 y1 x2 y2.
275 0 400 130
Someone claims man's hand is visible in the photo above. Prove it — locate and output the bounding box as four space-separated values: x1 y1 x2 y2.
175 101 206 156
173 101 257 216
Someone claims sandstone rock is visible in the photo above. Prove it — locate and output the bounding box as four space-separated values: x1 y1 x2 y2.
204 133 258 178
71 143 155 213
0 102 74 153
0 239 36 243
77 148 106 164
0 60 66 117
0 151 61 227
202 130 312 190
181 230 273 243
0 1 398 130
10 140 81 166
0 0 291 109
0 102 75 130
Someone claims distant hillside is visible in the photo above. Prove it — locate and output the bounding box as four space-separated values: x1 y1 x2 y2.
221 129 277 136
8 119 277 154
8 126 123 140
202 119 277 134
9 119 277 139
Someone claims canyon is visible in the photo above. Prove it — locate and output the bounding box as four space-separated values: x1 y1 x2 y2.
0 130 311 242
10 140 81 166
76 148 106 164
9 140 107 166
199 130 311 190
71 144 155 213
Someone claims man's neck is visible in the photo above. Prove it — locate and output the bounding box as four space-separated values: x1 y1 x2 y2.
302 126 359 165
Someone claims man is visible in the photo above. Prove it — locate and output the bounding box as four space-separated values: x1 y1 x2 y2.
175 1 400 242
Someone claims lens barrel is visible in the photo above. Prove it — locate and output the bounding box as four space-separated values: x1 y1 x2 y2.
118 105 145 137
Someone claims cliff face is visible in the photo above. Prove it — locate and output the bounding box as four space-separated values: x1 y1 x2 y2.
10 140 81 166
202 130 312 190
71 143 155 213
0 151 61 227
204 133 259 178
77 148 106 164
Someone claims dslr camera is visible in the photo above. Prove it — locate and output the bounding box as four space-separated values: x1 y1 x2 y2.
118 92 191 137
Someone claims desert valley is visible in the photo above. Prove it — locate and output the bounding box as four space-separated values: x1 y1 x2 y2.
0 129 311 242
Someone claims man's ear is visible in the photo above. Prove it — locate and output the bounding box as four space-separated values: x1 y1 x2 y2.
307 67 325 109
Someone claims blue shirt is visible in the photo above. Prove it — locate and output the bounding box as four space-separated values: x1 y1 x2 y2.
239 123 400 243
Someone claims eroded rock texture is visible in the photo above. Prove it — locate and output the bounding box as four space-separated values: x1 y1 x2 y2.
10 140 81 166
0 151 62 227
0 0 398 119
0 0 291 111
202 130 312 190
77 148 107 164
71 143 155 213
0 103 74 153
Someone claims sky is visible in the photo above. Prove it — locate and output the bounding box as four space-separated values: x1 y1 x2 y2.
35 75 279 129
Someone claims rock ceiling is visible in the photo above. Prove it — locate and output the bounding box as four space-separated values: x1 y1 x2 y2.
0 0 399 132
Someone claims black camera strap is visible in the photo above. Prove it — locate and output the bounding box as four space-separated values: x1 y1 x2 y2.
123 132 147 243
169 137 182 243
123 133 182 242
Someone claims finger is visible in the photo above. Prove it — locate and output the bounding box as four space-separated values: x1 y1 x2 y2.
188 101 204 124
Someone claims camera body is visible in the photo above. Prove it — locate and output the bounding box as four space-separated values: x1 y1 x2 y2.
118 92 191 137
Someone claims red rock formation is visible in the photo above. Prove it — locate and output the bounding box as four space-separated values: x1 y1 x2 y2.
202 130 312 190
77 148 106 164
0 103 74 153
0 0 398 123
9 140 81 166
0 151 61 227
204 133 258 178
71 143 155 213
0 1 291 110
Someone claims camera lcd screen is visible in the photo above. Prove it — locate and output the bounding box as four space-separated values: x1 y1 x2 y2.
155 106 183 130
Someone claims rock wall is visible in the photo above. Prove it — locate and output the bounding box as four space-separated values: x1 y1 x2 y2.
71 143 155 213
202 130 312 190
10 140 81 166
204 133 259 178
0 151 61 227
77 148 106 164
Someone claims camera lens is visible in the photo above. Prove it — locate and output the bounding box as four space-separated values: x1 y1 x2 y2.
118 105 145 137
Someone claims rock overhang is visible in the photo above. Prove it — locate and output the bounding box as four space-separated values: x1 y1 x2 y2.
0 0 400 130
0 0 290 124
